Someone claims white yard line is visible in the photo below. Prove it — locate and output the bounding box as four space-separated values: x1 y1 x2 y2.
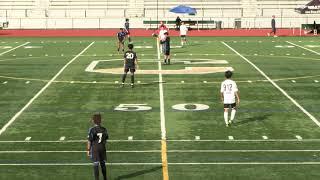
158 63 166 140
157 38 169 180
0 150 161 153
2 138 320 143
0 42 95 135
168 162 320 165
286 41 320 55
0 162 320 166
222 41 320 127
0 42 30 56
0 163 161 166
1 149 320 153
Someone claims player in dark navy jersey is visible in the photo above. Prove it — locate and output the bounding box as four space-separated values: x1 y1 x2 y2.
87 113 109 180
162 32 171 65
124 18 131 42
121 44 138 88
117 28 127 53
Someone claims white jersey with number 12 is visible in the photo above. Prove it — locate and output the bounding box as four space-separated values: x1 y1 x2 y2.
220 79 238 104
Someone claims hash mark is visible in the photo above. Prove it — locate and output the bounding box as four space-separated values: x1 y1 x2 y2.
228 136 234 140
128 136 133 140
59 136 65 141
25 137 31 141
262 136 268 140
296 135 303 140
195 136 200 140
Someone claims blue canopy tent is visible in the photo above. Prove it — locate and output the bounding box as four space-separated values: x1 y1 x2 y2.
169 5 197 15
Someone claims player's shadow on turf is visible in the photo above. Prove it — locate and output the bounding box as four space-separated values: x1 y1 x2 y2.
235 114 270 126
115 166 162 180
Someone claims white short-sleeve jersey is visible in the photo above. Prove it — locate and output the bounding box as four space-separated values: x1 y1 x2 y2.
180 25 188 36
159 30 167 41
220 79 238 104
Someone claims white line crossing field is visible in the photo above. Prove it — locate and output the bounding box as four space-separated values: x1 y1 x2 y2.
0 42 30 56
222 41 320 127
1 137 320 143
1 149 320 153
0 42 95 135
286 41 320 55
1 162 320 166
156 37 169 180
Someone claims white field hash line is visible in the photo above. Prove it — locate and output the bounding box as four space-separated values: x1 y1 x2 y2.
0 42 30 56
286 41 320 55
157 38 169 180
1 162 320 166
2 138 320 143
222 42 320 127
0 42 95 135
1 149 320 153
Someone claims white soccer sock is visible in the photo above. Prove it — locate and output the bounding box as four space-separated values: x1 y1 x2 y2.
224 111 229 124
181 41 183 46
230 109 236 121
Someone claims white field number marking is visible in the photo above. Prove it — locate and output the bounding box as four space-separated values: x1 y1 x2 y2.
114 103 214 111
114 104 152 112
172 103 209 111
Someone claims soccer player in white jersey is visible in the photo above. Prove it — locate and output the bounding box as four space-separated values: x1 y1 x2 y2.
179 22 188 46
220 70 240 127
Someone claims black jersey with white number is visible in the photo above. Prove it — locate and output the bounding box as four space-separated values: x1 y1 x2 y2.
88 125 108 147
124 50 137 67
125 22 130 31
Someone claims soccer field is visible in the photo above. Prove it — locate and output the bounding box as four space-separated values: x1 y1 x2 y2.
0 37 320 180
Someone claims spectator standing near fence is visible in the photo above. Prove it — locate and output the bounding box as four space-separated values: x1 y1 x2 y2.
267 15 277 37
175 16 181 30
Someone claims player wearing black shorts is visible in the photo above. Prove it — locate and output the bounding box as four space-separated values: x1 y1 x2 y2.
121 44 138 88
220 71 240 127
124 18 131 42
163 32 171 65
117 28 127 53
87 113 109 180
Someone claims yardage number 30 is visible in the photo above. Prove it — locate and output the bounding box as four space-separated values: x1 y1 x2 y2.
114 103 209 111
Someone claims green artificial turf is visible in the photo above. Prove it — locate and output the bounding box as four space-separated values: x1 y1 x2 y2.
0 37 319 179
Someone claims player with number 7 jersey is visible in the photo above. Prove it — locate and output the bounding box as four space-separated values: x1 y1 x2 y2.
87 113 109 180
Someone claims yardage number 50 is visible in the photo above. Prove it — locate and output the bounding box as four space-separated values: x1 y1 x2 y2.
114 103 209 111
